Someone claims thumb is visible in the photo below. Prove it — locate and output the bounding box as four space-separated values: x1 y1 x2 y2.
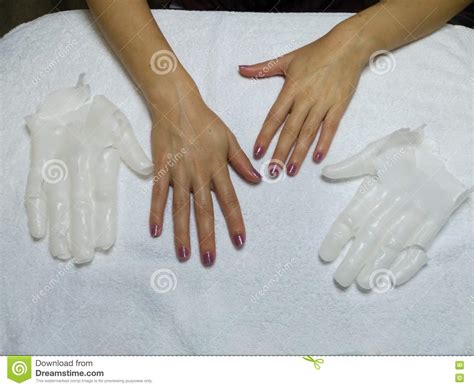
113 110 153 175
322 151 376 180
227 132 262 184
238 56 288 78
322 127 425 180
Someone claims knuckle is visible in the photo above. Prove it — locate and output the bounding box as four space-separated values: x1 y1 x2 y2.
298 127 316 143
173 197 188 213
283 124 299 139
324 120 339 132
265 111 283 127
220 191 240 210
195 199 213 216
151 180 164 196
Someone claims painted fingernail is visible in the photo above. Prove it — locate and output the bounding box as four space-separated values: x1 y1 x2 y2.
254 144 265 159
233 234 245 249
287 163 298 177
150 224 162 238
202 251 215 267
178 246 190 261
251 167 262 180
313 152 324 164
268 163 280 178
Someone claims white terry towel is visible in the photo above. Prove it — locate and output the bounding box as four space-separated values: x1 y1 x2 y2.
0 10 472 355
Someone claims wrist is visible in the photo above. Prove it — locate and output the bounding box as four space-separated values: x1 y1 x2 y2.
142 67 200 110
328 18 384 67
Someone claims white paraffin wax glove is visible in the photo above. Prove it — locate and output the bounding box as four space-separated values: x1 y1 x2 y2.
25 75 153 264
319 127 470 291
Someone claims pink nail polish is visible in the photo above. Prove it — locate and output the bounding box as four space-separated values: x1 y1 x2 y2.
313 152 324 164
251 167 262 180
233 234 245 249
254 144 265 159
150 224 162 238
178 246 190 261
287 163 298 177
268 163 280 178
202 251 215 267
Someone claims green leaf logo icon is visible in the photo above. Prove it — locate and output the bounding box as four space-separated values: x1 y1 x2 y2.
7 356 32 383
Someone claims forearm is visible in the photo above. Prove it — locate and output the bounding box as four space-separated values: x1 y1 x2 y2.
86 0 193 102
332 0 471 62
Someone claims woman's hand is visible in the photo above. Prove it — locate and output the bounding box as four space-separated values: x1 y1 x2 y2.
239 0 472 178
239 28 369 177
147 75 261 266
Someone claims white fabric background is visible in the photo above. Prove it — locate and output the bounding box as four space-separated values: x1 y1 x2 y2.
0 10 472 355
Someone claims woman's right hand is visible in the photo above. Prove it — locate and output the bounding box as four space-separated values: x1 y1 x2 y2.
146 74 262 266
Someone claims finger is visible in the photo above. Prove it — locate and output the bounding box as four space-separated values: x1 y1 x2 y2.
113 110 153 175
94 148 120 250
193 183 216 267
322 127 424 180
45 178 71 260
356 212 420 290
334 196 401 287
149 160 170 238
388 217 437 285
313 101 348 164
213 170 245 249
172 178 191 262
253 85 293 159
70 168 95 264
319 179 381 262
25 166 47 239
238 55 289 78
333 229 377 288
391 247 429 286
270 102 310 177
227 132 262 184
286 107 325 176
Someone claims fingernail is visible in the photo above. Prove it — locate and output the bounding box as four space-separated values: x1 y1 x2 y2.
233 234 245 249
239 65 250 69
202 251 215 267
251 167 262 180
287 163 298 177
268 163 280 178
150 224 162 238
254 144 265 159
313 152 324 164
178 246 190 261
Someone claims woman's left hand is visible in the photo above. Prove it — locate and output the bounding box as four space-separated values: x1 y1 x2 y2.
239 28 369 177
